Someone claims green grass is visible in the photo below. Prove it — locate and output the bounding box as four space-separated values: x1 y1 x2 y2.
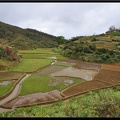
1 86 120 117
19 48 68 60
21 53 67 60
53 54 68 60
10 59 54 73
19 48 55 54
19 76 54 96
19 76 84 96
0 78 14 81
21 53 57 59
0 84 13 97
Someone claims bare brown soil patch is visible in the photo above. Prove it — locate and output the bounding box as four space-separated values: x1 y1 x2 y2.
102 64 120 72
74 61 101 70
0 65 7 70
61 81 111 97
94 69 120 84
60 59 80 63
2 90 62 108
60 59 101 70
0 72 23 80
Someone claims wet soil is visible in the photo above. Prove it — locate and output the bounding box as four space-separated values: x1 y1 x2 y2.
60 59 101 70
0 80 16 85
51 67 98 81
2 90 62 109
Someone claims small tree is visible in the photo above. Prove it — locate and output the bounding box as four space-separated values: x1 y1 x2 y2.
56 36 65 44
106 25 117 34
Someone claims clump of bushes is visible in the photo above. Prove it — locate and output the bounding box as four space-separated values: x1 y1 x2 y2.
61 42 120 63
0 45 20 61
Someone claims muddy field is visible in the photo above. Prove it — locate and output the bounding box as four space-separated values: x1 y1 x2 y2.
33 65 66 76
61 66 120 97
51 67 98 81
60 59 101 70
74 61 101 70
102 64 120 72
61 80 112 97
93 69 120 84
1 59 120 109
2 90 62 108
0 72 24 80
0 80 16 85
48 77 74 86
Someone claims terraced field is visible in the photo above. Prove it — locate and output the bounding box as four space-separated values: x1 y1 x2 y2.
60 60 120 98
0 72 25 98
0 49 120 111
102 64 120 72
61 80 112 98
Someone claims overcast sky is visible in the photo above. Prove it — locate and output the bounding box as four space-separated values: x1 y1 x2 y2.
0 2 120 39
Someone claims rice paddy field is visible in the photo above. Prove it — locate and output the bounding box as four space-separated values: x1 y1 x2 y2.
0 48 120 117
0 72 25 98
0 84 13 97
0 48 57 99
10 59 54 73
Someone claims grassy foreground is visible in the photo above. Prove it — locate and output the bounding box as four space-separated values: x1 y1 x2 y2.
0 86 120 117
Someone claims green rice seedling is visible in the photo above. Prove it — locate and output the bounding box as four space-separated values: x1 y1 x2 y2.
10 59 54 72
0 84 13 97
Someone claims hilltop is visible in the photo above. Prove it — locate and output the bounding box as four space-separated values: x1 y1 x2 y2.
0 21 64 49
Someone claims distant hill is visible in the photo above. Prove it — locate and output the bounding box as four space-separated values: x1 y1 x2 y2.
0 21 61 49
59 28 120 63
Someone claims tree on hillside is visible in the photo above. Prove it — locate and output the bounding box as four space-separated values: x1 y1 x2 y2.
106 25 118 34
56 36 65 44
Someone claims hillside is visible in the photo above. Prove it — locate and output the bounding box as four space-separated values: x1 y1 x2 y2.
0 21 60 49
59 28 120 63
0 21 120 64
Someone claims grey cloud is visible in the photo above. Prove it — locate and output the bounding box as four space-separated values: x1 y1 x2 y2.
0 3 120 39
